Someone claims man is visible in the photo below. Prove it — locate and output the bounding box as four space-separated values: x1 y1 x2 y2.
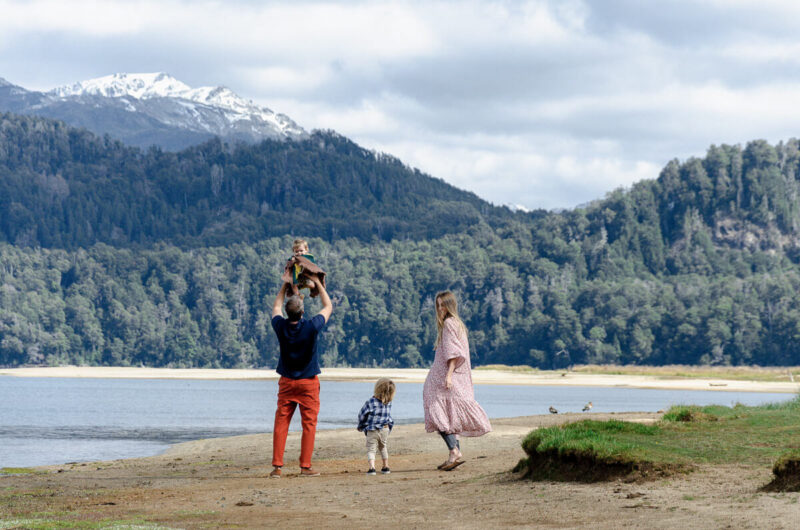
269 276 332 478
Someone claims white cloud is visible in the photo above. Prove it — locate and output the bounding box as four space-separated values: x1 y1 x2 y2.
3 0 800 210
0 0 150 35
0 0 441 60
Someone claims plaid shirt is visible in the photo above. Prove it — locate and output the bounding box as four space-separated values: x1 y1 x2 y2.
357 396 394 434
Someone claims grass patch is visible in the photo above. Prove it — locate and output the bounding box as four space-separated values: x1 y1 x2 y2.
518 420 683 482
519 394 800 483
0 467 46 475
660 405 720 423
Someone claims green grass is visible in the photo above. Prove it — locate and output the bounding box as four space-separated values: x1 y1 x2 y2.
0 467 46 475
522 420 659 461
519 394 800 482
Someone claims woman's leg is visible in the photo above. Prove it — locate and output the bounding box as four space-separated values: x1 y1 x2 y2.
439 431 457 450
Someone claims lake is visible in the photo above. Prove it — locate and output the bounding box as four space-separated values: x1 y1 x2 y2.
0 376 793 468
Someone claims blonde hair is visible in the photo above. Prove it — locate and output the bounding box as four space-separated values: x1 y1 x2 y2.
434 291 467 349
374 378 396 405
292 239 309 252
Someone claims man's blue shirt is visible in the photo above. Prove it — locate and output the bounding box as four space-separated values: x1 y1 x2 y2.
271 314 326 379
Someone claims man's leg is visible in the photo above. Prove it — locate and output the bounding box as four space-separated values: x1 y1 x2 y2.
272 380 298 468
296 377 320 469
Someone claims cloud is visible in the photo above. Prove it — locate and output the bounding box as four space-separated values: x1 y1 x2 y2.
2 0 800 210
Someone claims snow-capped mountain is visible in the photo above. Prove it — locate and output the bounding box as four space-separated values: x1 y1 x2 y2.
0 73 307 150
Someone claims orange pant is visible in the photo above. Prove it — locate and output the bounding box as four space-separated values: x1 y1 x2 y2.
272 376 320 468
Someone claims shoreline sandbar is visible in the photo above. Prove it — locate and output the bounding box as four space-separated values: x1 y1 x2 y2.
1 366 798 393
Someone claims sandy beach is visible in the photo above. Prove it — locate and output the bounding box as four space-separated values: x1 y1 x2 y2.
2 365 799 393
2 412 798 528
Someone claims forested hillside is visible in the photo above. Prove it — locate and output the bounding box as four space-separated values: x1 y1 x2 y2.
2 112 800 368
0 113 512 247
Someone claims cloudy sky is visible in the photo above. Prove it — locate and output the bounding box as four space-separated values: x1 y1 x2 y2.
2 0 800 210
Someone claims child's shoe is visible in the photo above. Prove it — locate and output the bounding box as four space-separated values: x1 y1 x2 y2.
381 467 391 474
366 468 377 475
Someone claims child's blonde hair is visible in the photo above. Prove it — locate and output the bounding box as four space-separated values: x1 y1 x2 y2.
293 238 309 252
374 378 396 405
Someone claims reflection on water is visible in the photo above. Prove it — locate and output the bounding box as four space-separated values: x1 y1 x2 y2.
0 376 792 467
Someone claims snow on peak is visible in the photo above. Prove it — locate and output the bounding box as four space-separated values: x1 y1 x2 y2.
52 72 191 99
49 72 305 136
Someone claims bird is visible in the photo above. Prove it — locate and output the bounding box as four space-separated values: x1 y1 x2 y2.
549 406 558 414
582 401 593 412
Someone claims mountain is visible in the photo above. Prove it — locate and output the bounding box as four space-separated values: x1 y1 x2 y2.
0 112 514 248
0 73 306 150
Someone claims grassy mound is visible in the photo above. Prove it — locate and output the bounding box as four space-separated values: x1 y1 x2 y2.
762 451 800 492
660 405 720 423
518 395 800 484
517 420 685 482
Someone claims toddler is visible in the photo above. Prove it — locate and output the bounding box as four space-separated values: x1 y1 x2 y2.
282 238 326 298
357 378 395 475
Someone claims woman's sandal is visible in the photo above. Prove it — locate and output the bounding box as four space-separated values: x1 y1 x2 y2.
438 451 463 469
441 459 465 471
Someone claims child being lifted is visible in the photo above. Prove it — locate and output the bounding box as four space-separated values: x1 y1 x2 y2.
282 238 326 299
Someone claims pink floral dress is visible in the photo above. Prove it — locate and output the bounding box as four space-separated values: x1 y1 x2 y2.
423 318 492 437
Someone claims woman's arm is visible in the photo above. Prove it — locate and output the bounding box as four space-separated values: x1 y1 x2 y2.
445 358 457 389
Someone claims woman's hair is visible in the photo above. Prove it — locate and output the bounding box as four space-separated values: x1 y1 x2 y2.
374 378 396 405
434 291 467 348
292 238 309 252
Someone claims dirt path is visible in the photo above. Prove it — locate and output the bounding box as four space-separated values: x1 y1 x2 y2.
2 413 798 528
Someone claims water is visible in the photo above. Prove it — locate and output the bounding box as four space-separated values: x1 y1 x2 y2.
0 376 793 468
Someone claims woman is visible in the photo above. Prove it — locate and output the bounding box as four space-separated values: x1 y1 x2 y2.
423 291 491 471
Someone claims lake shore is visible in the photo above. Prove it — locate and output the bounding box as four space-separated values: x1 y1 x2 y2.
1 365 799 393
3 412 796 528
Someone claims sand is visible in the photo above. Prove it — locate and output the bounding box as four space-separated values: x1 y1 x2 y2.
3 367 798 526
2 413 798 528
2 366 799 393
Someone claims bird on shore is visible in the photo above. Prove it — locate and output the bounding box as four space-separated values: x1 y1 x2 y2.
582 402 593 412
549 406 558 414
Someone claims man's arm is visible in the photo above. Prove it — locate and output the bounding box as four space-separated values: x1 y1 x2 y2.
272 283 288 318
312 277 333 323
